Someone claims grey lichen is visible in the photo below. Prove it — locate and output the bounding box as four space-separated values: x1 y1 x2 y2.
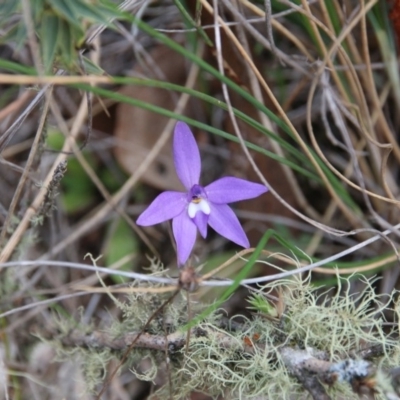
330 359 370 383
55 266 400 399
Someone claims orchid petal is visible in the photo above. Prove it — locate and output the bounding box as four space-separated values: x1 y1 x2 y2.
205 177 268 204
208 203 249 248
192 212 208 238
173 122 201 189
172 212 197 266
136 191 186 226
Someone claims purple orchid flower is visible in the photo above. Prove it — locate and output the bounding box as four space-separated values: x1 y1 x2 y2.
136 122 268 266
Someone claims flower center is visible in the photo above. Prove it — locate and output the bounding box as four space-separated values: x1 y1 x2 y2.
191 196 201 204
187 184 210 218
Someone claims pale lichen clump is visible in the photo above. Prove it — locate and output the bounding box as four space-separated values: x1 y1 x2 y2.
176 321 298 399
278 275 391 359
163 275 391 399
247 274 398 400
55 266 400 399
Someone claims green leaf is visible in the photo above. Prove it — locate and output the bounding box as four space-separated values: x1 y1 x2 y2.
40 14 60 73
81 56 104 75
0 58 35 74
100 167 124 193
46 130 65 151
61 155 97 213
104 219 138 284
48 0 80 27
0 1 19 17
58 19 76 68
32 0 46 23
69 0 111 26
98 0 128 19
0 22 27 51
173 0 213 47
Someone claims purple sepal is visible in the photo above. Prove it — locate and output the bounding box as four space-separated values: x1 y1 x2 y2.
136 191 186 226
173 122 201 190
205 177 268 204
208 203 250 248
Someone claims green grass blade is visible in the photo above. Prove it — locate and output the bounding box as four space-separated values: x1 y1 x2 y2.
181 229 273 331
41 14 60 73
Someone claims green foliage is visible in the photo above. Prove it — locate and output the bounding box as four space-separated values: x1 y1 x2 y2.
61 156 98 213
104 218 138 284
0 0 123 72
173 0 213 47
247 293 278 317
46 130 98 213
